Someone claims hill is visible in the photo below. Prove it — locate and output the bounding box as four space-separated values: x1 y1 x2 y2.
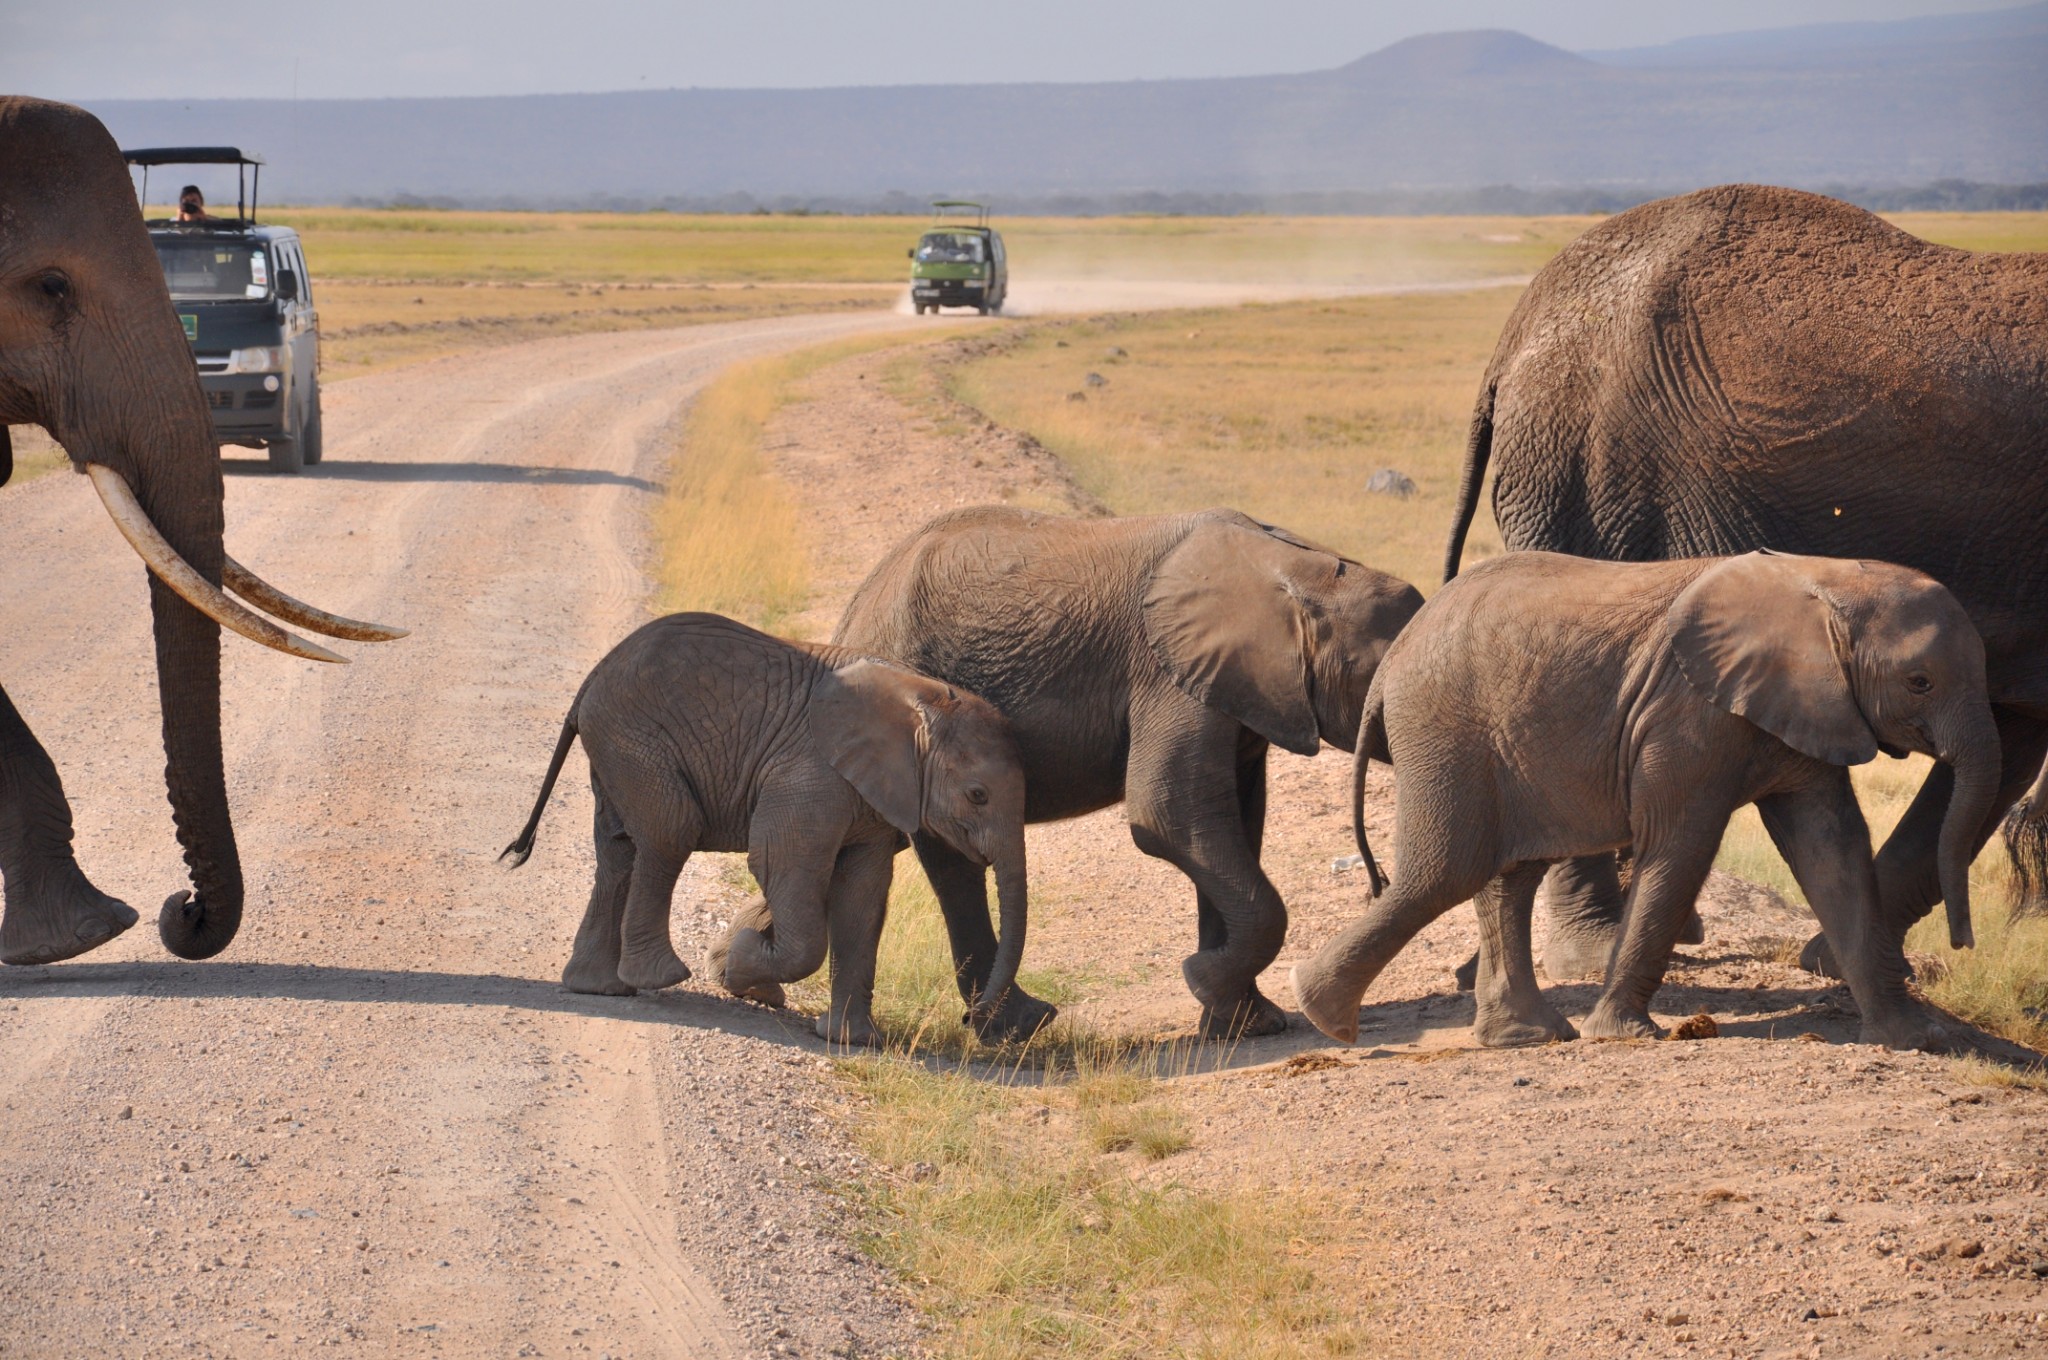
82 5 2048 207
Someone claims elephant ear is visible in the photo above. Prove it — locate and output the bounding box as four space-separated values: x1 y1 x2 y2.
1141 514 1330 756
1666 552 1880 767
808 659 931 835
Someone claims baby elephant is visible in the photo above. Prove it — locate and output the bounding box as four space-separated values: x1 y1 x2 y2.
502 613 1029 1046
1292 551 1998 1053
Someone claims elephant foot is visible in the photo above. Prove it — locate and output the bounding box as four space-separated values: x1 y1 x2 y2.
1858 1006 1957 1054
1474 1002 1578 1049
1676 908 1706 946
561 956 637 997
706 928 786 1008
816 1011 883 1049
1289 960 1362 1044
1541 923 1617 983
1 862 139 966
1453 951 1479 991
1199 986 1289 1041
967 988 1057 1043
1798 933 1843 980
616 947 691 993
1580 1000 1662 1041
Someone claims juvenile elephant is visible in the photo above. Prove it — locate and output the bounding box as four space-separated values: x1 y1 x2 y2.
832 506 1424 1039
1441 184 2048 979
501 613 1029 1046
1291 551 1998 1053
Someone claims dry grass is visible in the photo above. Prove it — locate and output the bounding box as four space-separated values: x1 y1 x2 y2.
3 425 71 487
835 1039 1361 1359
651 332 924 632
948 290 1523 593
313 280 891 375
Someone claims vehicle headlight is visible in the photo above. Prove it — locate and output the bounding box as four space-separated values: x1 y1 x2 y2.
225 346 287 374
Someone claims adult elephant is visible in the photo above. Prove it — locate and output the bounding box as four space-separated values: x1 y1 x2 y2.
1441 183 2048 981
832 506 1423 1038
0 98 403 965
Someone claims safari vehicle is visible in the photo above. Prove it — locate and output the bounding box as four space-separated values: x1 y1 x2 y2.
125 147 323 473
909 201 1007 315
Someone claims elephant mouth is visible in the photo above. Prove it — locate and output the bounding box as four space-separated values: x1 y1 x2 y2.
88 463 408 659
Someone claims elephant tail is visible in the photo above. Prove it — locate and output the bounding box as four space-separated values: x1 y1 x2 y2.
1441 381 1495 584
501 713 580 869
1351 692 1387 899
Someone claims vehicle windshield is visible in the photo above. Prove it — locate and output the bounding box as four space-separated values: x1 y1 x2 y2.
917 232 986 263
154 238 270 301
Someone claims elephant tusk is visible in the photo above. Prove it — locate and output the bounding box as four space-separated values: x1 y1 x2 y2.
86 464 346 664
222 556 409 642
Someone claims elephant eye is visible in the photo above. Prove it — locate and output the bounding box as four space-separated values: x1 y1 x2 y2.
1906 673 1933 695
36 271 71 302
966 785 989 806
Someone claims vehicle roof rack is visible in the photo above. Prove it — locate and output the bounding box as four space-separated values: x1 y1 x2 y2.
930 200 990 228
122 147 265 227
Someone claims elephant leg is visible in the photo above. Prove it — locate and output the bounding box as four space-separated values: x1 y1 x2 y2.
913 830 1056 1041
612 793 702 992
561 781 637 996
1190 732 1287 1038
1452 851 1651 990
1581 830 1721 1041
1805 710 2048 976
707 895 786 1008
1761 777 1952 1051
817 839 898 1049
1291 861 1496 1044
1536 854 1628 981
1127 714 1288 1040
1471 863 1576 1048
721 807 837 1000
0 683 138 966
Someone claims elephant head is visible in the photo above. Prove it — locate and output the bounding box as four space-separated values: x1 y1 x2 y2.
1141 511 1424 756
0 98 402 959
809 660 1029 1020
1668 551 2000 949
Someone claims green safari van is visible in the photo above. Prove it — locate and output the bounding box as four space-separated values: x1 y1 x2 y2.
909 201 1007 315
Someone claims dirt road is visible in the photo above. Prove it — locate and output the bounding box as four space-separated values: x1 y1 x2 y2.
0 314 930 1358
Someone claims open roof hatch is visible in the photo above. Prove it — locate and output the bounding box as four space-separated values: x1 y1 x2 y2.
122 147 265 227
930 200 990 229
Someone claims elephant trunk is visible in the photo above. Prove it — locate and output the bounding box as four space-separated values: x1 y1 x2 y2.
972 832 1029 1024
124 394 245 959
1932 702 2002 951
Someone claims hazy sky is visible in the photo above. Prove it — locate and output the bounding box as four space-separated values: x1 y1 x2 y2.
4 0 2023 101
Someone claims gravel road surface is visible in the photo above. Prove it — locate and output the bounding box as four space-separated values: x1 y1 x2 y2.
0 314 928 1359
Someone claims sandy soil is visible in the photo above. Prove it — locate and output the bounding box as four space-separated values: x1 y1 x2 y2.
0 314 934 1359
762 337 2048 1358
898 274 1532 317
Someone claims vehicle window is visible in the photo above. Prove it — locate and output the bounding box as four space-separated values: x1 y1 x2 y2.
917 233 985 263
154 239 270 300
291 244 313 304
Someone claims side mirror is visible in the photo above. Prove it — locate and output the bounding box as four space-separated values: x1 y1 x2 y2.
276 271 300 302
906 248 914 259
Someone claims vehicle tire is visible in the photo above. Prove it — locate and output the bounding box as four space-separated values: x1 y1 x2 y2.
302 389 324 466
915 303 928 315
976 303 990 316
268 437 304 474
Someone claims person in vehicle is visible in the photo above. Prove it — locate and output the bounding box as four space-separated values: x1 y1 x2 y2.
177 185 213 222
